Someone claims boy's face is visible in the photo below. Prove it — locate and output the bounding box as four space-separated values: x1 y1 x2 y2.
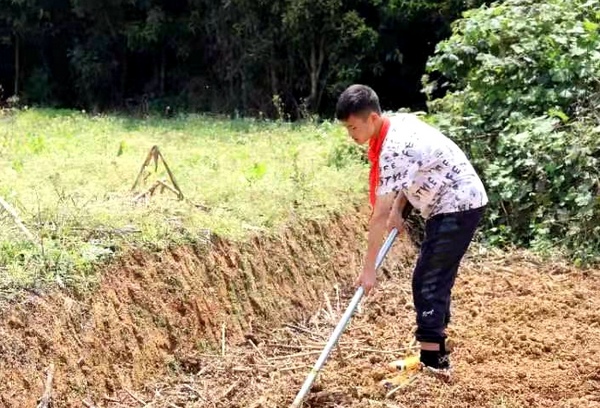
342 112 378 145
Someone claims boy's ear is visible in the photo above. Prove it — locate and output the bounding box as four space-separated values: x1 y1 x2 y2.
368 111 380 124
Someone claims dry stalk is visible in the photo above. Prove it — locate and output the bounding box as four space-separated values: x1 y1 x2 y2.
221 323 226 357
220 380 241 400
81 399 96 407
249 339 273 366
36 364 55 408
124 388 147 406
103 395 121 403
182 384 208 402
0 196 37 244
324 292 335 321
285 323 324 339
268 350 322 361
384 375 418 398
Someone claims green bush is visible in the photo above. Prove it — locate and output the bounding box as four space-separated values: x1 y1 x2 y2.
423 0 600 264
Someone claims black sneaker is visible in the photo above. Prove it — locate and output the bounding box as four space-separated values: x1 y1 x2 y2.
422 352 452 381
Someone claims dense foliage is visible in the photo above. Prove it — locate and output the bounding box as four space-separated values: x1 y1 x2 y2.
424 0 600 264
0 0 488 116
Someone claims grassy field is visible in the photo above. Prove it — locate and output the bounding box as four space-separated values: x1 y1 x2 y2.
0 109 367 293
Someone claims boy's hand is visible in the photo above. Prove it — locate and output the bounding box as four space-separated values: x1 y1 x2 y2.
355 265 377 295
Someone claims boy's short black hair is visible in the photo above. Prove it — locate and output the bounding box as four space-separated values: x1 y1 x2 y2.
335 84 382 121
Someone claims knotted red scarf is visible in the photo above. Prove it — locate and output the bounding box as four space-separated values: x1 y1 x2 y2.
367 116 391 208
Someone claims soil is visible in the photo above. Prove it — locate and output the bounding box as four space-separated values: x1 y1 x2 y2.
0 205 598 408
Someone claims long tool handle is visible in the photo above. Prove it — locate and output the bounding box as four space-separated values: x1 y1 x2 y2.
290 228 399 408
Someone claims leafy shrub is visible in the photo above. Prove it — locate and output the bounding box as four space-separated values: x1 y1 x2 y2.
423 0 600 264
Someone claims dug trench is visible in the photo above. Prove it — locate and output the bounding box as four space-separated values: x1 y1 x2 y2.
2 205 600 407
0 204 398 406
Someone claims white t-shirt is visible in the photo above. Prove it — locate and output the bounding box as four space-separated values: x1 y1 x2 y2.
377 113 488 219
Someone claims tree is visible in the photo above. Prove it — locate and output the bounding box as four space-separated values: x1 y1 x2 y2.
0 0 491 115
0 0 52 96
423 0 600 263
282 0 378 113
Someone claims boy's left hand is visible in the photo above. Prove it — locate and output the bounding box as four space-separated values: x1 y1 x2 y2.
355 266 377 295
386 211 405 233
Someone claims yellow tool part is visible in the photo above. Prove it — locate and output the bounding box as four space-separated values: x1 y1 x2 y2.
387 355 422 372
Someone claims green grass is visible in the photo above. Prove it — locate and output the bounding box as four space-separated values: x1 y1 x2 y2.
0 108 367 294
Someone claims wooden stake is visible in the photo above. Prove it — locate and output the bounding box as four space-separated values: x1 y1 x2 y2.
131 145 183 200
157 179 181 196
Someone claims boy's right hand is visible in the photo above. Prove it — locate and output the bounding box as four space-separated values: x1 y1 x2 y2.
386 210 405 233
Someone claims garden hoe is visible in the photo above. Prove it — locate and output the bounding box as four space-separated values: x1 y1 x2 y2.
290 228 399 408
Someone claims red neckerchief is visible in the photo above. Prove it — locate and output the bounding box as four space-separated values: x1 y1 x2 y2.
367 116 391 210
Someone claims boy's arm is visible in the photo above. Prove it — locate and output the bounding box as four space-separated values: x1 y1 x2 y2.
392 190 407 218
356 192 395 293
388 190 412 231
358 138 420 293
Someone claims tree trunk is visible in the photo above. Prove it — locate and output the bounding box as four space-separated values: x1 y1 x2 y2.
309 42 318 110
315 37 326 111
121 51 128 105
160 47 166 96
14 34 19 96
308 37 326 112
270 56 278 97
317 70 332 112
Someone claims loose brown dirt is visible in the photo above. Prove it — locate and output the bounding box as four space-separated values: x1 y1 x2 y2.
0 206 598 408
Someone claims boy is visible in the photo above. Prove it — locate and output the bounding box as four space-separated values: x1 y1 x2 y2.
335 84 488 378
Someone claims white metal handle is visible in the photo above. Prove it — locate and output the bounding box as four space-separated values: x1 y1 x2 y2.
290 228 399 407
